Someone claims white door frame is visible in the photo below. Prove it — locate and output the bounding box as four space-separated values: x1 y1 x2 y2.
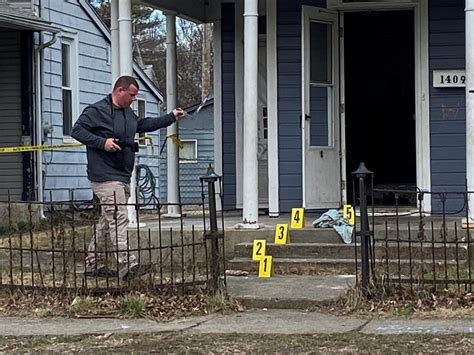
330 0 431 212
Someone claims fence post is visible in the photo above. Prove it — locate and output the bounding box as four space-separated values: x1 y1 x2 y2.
352 162 373 292
200 164 222 292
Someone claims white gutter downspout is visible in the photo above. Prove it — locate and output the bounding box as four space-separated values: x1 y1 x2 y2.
110 0 120 83
466 0 474 220
240 0 260 228
165 12 180 217
34 2 58 217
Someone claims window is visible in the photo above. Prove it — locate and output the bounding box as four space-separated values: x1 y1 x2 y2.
106 44 111 66
179 140 197 162
61 36 78 137
133 98 147 146
309 21 333 147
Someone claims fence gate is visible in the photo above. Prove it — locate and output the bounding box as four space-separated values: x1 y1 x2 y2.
352 163 473 293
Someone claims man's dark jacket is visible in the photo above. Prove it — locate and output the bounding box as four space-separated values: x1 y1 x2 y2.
71 95 175 184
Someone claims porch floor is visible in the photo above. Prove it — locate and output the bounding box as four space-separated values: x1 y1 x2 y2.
138 210 463 231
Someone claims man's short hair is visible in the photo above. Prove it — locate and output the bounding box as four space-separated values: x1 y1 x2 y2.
113 75 139 91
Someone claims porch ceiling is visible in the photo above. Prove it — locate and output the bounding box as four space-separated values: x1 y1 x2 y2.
140 0 221 23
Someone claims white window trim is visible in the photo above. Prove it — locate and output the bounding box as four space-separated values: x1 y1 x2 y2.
133 96 148 147
106 44 112 66
179 139 198 163
61 33 79 144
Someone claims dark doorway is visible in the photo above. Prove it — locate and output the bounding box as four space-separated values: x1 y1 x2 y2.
344 10 416 205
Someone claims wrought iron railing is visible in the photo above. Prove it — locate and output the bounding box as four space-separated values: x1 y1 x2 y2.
0 176 225 295
352 165 473 293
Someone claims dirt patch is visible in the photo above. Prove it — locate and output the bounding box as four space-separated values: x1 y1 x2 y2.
0 289 243 321
313 284 474 319
0 332 473 352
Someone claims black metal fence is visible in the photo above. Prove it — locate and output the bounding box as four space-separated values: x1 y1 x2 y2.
353 165 473 293
0 175 225 294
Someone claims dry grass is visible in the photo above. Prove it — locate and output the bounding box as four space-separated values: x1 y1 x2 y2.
0 332 473 353
319 281 474 318
0 288 241 321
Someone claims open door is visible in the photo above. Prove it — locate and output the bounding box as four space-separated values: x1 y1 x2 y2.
302 6 341 209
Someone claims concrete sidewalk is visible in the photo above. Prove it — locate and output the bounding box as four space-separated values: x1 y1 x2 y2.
0 310 472 337
227 274 356 309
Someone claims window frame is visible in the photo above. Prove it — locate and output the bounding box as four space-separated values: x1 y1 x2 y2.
133 96 148 147
61 33 79 142
179 139 198 163
308 19 335 149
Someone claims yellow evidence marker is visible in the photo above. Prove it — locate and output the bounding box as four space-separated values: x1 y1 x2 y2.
290 208 305 229
252 239 267 261
259 255 273 278
274 223 290 245
343 204 355 225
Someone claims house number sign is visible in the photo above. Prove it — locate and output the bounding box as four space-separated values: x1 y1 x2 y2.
433 70 466 88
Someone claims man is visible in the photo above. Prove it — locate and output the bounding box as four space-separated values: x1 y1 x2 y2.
72 75 185 280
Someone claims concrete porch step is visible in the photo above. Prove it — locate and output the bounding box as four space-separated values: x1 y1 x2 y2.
227 257 468 276
233 242 468 260
225 228 344 244
234 242 356 259
227 274 356 309
227 257 357 274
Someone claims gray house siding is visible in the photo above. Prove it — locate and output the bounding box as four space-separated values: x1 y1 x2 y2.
277 0 325 212
0 30 22 200
39 0 162 202
429 0 466 213
221 3 236 210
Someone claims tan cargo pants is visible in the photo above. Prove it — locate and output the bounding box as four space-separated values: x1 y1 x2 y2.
86 181 137 271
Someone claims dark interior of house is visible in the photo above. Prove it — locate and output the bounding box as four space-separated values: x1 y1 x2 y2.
344 10 416 205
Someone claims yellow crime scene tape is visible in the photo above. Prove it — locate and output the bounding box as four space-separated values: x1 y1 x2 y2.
0 143 82 153
0 136 182 154
168 134 184 149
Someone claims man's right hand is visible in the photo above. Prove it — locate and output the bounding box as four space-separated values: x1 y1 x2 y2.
104 138 122 152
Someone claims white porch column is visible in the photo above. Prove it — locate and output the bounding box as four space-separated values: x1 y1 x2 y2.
267 0 279 217
117 0 137 225
110 0 120 83
467 0 474 219
241 0 259 227
165 13 181 217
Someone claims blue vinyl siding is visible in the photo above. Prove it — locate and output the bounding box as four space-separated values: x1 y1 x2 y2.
429 0 466 213
159 104 214 204
221 3 236 210
277 0 325 212
38 0 162 202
